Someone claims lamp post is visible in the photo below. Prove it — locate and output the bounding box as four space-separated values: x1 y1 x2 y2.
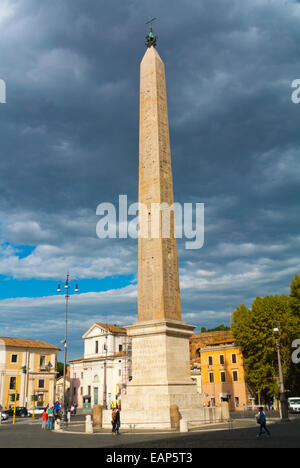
273 321 289 421
57 274 78 424
103 330 108 409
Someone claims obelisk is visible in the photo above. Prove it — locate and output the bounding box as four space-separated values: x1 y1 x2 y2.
120 20 203 429
138 26 181 323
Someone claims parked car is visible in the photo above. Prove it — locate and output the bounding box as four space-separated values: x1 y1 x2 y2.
2 407 28 418
27 407 47 418
1 412 9 421
288 397 300 413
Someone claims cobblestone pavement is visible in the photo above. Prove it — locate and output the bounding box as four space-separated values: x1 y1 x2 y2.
0 416 299 448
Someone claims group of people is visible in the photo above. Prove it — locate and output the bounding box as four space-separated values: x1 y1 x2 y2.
42 407 55 431
41 402 77 431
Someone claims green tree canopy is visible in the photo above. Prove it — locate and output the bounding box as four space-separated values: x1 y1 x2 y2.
231 289 300 400
290 274 300 315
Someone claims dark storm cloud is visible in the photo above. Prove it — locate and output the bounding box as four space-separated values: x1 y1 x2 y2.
0 0 299 342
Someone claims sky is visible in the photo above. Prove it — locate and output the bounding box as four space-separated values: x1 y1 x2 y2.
0 0 299 361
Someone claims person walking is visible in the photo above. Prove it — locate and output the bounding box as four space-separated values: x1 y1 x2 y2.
47 407 55 430
54 401 60 419
42 409 48 431
111 408 117 435
256 407 271 437
115 407 121 435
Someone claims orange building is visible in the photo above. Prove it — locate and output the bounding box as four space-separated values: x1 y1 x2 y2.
190 331 253 411
0 337 60 410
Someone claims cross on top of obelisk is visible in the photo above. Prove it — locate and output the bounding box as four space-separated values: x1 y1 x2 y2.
145 16 158 48
146 16 156 32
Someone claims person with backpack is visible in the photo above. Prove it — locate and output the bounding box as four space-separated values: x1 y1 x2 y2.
47 407 55 430
256 407 271 437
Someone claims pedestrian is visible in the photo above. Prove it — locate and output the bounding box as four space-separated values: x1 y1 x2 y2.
67 407 71 424
115 407 121 435
47 407 55 430
54 401 60 419
42 409 48 430
111 408 117 435
256 407 271 437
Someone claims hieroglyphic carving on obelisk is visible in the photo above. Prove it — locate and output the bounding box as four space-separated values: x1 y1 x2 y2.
138 44 181 323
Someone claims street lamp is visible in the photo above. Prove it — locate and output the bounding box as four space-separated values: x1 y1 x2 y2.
57 273 79 424
273 321 289 421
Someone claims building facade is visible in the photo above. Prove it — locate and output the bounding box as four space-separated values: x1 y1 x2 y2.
55 367 70 405
190 331 253 411
0 337 60 410
69 323 132 409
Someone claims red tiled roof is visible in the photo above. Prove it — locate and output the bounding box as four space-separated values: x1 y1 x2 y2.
0 337 61 351
95 323 126 334
191 330 234 348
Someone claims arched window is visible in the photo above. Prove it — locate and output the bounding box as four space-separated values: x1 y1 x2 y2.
196 348 201 358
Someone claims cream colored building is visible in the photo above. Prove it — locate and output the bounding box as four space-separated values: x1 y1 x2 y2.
0 337 60 409
69 323 131 409
55 367 70 405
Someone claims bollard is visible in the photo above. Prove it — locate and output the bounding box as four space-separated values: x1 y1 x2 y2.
220 401 230 421
179 419 188 433
85 414 94 434
54 419 61 431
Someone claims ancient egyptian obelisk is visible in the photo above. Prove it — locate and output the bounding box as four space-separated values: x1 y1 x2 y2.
121 20 203 429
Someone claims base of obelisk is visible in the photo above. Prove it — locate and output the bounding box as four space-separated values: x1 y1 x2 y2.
102 319 222 429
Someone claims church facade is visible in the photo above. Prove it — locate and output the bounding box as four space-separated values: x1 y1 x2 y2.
68 323 131 409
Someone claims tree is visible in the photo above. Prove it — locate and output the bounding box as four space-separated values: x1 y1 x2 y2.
231 293 300 401
290 274 300 315
57 362 69 378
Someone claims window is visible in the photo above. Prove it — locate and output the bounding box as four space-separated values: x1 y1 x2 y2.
208 356 213 366
220 355 225 365
95 341 99 354
196 348 201 358
235 397 240 407
119 345 123 352
209 372 214 383
80 387 83 396
233 371 238 382
119 369 121 377
220 371 226 383
88 386 91 397
40 356 46 368
38 379 45 389
9 377 16 390
232 354 237 364
11 354 18 364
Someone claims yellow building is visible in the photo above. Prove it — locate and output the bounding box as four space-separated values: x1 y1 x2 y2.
190 331 253 411
0 337 60 410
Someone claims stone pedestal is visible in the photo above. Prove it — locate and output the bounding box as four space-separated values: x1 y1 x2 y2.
93 405 103 429
120 319 203 429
